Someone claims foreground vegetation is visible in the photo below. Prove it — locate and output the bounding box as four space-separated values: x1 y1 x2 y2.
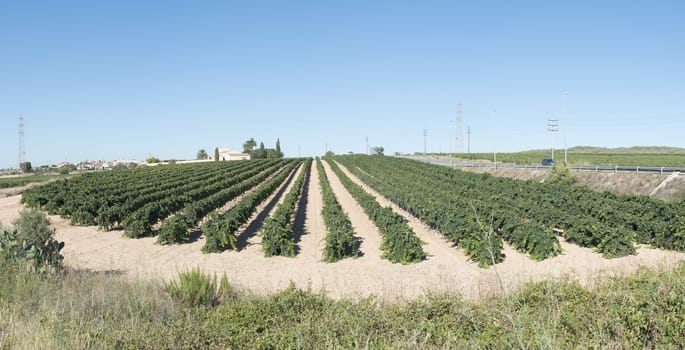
2 254 684 348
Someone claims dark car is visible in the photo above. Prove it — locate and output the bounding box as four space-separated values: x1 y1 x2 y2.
541 158 555 166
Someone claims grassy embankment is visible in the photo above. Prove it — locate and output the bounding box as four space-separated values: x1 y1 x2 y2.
2 250 684 348
0 173 74 189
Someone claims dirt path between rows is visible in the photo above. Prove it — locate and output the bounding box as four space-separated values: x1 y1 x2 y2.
300 162 325 261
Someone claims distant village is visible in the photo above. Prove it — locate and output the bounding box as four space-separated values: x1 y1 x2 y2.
69 148 251 171
4 138 285 174
1 148 253 174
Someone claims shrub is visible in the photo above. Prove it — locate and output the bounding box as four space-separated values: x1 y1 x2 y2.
165 268 232 307
597 226 636 258
201 213 238 253
0 209 64 272
545 163 577 186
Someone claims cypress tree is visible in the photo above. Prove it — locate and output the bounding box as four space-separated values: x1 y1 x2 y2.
276 138 282 158
259 142 266 159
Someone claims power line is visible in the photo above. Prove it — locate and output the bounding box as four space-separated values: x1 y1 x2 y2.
571 115 685 128
467 126 471 154
423 129 427 158
548 118 559 160
456 101 463 153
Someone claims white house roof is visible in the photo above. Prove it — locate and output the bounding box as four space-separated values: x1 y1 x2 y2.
218 148 249 155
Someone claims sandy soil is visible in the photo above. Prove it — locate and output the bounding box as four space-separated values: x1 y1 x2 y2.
1 163 683 301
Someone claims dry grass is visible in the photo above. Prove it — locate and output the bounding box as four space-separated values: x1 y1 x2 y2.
652 174 685 201
460 167 685 201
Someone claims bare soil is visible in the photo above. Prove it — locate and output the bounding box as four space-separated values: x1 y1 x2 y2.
1 163 683 301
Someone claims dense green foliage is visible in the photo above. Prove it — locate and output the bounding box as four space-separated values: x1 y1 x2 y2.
336 155 685 264
445 150 685 167
58 164 78 174
24 161 240 226
326 159 426 264
261 159 311 257
197 149 209 160
202 161 302 253
124 161 283 238
2 257 685 348
21 161 280 238
157 160 290 244
316 159 361 262
336 155 508 266
0 209 64 272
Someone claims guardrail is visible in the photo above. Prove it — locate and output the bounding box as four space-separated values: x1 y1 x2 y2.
401 156 684 175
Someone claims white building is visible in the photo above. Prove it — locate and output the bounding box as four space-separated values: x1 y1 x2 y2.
216 148 251 161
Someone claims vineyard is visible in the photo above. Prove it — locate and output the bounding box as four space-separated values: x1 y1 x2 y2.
21 159 306 254
334 155 685 266
16 155 685 271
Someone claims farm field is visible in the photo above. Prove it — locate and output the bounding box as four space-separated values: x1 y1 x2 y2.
444 151 685 167
0 173 70 189
2 156 685 300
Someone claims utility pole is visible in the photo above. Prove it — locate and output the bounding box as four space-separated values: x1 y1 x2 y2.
563 92 569 165
325 143 328 155
467 126 471 154
365 136 369 155
548 118 559 160
18 113 25 169
423 129 428 159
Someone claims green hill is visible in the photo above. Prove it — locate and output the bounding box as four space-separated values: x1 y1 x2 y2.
568 146 685 154
523 146 685 155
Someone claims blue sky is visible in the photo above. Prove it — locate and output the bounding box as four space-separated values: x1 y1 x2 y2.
1 1 684 168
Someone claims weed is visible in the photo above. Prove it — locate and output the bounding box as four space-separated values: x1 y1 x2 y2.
165 268 232 308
